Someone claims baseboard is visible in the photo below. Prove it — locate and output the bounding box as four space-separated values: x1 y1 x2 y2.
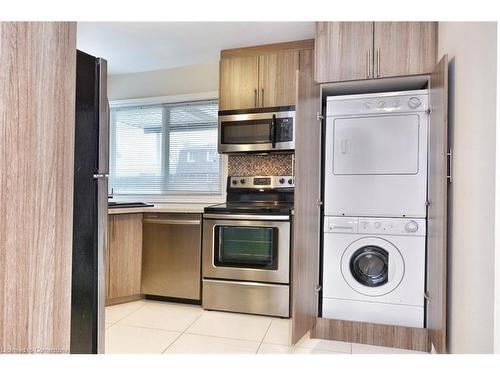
311 317 430 352
105 294 145 306
144 294 201 306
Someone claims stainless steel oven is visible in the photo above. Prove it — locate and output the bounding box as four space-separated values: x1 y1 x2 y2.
218 107 295 153
202 214 290 284
202 175 293 317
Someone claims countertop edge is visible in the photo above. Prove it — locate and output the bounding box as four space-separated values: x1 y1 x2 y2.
108 203 217 215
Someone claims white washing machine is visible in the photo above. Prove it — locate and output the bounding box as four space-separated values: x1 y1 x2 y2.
324 90 429 218
322 216 426 328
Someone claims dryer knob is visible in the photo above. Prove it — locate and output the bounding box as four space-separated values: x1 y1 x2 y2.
405 220 419 233
408 97 422 108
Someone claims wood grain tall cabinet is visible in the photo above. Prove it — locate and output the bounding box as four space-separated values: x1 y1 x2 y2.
426 55 449 354
291 49 322 344
309 21 448 353
0 22 76 353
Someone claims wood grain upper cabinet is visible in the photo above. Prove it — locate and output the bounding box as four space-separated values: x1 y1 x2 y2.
258 51 299 107
219 41 313 111
219 55 259 111
374 22 437 78
108 214 143 299
315 22 374 83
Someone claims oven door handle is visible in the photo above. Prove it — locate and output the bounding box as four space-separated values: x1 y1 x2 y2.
203 213 290 221
271 114 277 149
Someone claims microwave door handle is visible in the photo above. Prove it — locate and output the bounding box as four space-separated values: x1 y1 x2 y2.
271 114 277 149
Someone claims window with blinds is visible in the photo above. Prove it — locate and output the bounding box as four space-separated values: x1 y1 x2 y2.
109 100 222 196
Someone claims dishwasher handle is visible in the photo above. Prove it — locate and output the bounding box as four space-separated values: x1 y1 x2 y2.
143 218 201 225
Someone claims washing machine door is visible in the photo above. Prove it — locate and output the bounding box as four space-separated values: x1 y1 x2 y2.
341 237 404 296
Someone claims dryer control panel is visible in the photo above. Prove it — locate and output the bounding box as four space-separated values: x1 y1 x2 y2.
326 90 429 117
324 216 426 236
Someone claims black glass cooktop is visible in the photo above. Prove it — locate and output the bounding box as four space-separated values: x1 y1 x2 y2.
204 201 293 215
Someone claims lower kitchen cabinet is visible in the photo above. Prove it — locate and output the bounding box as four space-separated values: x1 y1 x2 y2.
107 213 143 300
141 213 202 300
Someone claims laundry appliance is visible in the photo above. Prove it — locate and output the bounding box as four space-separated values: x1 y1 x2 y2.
324 90 429 218
322 216 426 328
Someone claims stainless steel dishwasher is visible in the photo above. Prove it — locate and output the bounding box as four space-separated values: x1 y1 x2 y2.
141 213 202 301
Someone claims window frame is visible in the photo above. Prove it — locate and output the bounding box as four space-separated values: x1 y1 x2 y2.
109 91 227 203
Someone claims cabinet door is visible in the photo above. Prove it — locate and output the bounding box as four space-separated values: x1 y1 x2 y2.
291 59 322 344
258 51 299 107
108 213 143 299
374 22 437 78
315 22 374 83
219 55 259 111
105 216 111 302
426 55 448 354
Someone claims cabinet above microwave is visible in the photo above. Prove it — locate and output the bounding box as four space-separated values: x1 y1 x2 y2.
218 106 295 154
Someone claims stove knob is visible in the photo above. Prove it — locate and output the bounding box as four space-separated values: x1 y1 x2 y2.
240 178 246 184
279 178 285 184
405 220 419 233
232 180 238 185
288 178 293 185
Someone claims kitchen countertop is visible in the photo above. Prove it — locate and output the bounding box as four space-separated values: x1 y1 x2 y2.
108 203 218 215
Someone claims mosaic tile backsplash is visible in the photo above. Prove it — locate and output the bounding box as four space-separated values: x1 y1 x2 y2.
228 154 293 176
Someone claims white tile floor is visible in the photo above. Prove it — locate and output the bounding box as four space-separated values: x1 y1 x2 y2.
105 300 426 354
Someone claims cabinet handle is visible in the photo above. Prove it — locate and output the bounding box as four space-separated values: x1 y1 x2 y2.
254 89 257 107
369 49 373 78
261 88 264 107
377 48 381 78
143 219 201 225
110 216 114 240
366 50 370 78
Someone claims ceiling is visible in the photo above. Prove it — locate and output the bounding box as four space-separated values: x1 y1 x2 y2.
77 22 315 75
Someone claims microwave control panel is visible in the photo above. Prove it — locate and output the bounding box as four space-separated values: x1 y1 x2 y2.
276 117 294 142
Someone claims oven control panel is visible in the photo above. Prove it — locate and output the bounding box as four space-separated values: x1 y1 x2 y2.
229 176 294 189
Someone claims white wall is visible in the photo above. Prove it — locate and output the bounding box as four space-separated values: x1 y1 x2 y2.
438 22 497 353
108 62 219 100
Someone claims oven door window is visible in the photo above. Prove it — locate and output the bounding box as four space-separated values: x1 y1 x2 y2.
214 226 278 269
221 119 272 144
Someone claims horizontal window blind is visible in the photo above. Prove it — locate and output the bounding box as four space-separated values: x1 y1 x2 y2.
109 100 221 195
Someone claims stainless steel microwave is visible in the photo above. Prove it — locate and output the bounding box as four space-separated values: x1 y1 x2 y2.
218 106 295 153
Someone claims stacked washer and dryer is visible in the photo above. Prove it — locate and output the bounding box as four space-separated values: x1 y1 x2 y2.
322 90 429 328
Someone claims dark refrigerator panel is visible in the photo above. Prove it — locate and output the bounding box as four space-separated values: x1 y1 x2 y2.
71 50 108 354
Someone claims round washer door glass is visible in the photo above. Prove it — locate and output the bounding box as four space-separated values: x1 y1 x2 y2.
340 237 404 297
349 246 388 287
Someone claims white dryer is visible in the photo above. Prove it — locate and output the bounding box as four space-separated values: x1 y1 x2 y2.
322 216 426 328
324 90 429 218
